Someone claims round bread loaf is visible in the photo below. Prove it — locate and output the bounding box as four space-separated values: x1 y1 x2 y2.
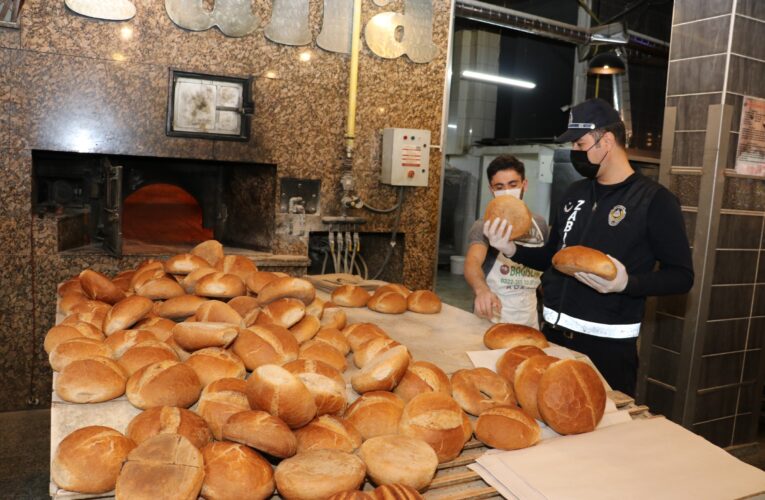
353 337 401 368
331 285 371 307
67 299 111 317
256 297 306 328
398 392 469 463
79 269 126 304
130 264 167 292
44 322 105 354
371 484 424 500
194 300 243 325
125 360 202 410
190 239 224 267
483 195 532 240
180 267 216 294
246 364 317 428
135 277 185 300
201 441 275 500
126 406 212 450
155 294 208 320
49 337 113 372
102 295 154 335
299 340 347 372
283 359 347 416
257 276 316 306
328 491 373 500
197 378 250 440
344 391 405 440
295 415 362 453
367 291 408 314
359 435 438 491
58 277 84 297
112 270 135 291
375 284 412 297
275 449 366 500
451 367 516 416
165 337 193 362
231 324 299 370
343 323 389 352
406 290 442 314
552 245 618 280
62 310 109 331
474 405 541 450
305 296 326 317
321 305 347 330
184 347 246 386
54 356 127 403
513 355 560 420
104 329 157 358
394 361 451 403
195 272 246 299
228 295 261 317
215 255 259 282
58 292 89 315
115 433 204 500
483 323 549 350
537 359 607 434
172 322 239 351
351 345 410 394
246 271 279 295
222 409 298 458
51 426 135 494
117 340 179 376
164 253 211 275
134 317 176 341
290 314 321 343
314 327 350 355
496 345 546 384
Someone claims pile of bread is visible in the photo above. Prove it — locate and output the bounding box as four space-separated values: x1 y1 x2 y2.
330 284 442 315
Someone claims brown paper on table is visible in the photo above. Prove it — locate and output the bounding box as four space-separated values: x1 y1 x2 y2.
474 417 765 500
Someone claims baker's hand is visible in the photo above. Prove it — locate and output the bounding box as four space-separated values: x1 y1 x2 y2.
574 255 628 294
483 218 517 258
474 288 501 319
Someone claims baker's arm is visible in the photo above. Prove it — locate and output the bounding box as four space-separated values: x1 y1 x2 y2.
464 243 500 318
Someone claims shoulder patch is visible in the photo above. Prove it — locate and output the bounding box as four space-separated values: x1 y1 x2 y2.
608 205 627 226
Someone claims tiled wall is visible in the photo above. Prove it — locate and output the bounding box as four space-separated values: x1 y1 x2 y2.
0 0 452 411
644 0 765 448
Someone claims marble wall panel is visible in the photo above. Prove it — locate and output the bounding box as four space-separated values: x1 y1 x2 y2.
673 0 733 25
727 54 765 99
666 93 722 131
671 131 706 167
666 55 727 96
0 216 32 256
669 15 731 60
0 307 34 411
737 0 765 21
0 253 33 312
0 25 20 49
722 177 765 212
717 214 763 248
732 15 765 62
0 149 31 217
669 174 701 206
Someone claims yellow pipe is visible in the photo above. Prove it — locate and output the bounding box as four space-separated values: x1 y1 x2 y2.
345 0 363 158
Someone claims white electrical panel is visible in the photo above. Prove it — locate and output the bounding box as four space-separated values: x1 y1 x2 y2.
381 128 431 187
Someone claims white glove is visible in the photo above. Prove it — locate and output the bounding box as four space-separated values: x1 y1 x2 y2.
483 218 517 258
574 255 628 294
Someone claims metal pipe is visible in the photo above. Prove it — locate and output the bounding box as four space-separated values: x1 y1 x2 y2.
344 0 363 159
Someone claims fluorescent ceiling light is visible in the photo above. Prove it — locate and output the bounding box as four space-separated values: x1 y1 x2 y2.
461 70 536 89
447 124 457 129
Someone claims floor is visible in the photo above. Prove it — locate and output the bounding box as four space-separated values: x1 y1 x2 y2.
434 268 474 313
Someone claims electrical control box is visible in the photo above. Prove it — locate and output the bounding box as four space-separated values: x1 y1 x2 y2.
380 128 431 187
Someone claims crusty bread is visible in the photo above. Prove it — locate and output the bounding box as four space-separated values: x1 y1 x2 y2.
57 292 90 315
313 327 350 355
164 253 211 275
215 255 259 283
394 361 452 403
295 415 362 453
367 291 408 314
552 245 617 280
513 355 560 421
451 367 516 416
125 360 202 410
406 290 442 314
117 340 179 376
134 317 176 341
246 364 317 429
49 337 113 372
172 322 239 351
195 272 246 299
58 277 84 297
290 314 321 343
54 357 127 403
51 426 135 494
104 329 158 358
184 347 246 386
222 409 298 458
155 295 208 320
180 267 217 294
231 324 299 370
135 277 185 300
496 345 546 385
274 449 366 500
44 322 105 354
305 296 327 317
483 323 549 350
359 435 438 491
343 391 405 440
194 300 243 325
299 340 348 372
351 345 410 394
353 337 401 368
257 276 316 306
130 264 167 292
475 405 541 450
375 284 412 297
191 239 224 267
201 441 275 500
79 269 126 304
328 491 373 500
537 359 607 434
227 295 261 317
483 195 532 240
256 297 306 328
62 309 109 331
115 433 204 500
321 305 347 330
196 378 251 440
331 285 371 308
126 406 212 450
283 359 347 416
343 323 389 352
371 484 425 500
102 295 154 335
246 271 279 295
398 392 469 463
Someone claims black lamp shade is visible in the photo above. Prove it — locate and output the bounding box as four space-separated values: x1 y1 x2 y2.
588 52 626 75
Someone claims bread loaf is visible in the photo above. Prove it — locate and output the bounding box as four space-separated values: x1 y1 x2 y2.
44 323 104 354
231 324 299 370
331 285 371 307
295 415 362 453
327 491 372 500
164 253 211 275
283 359 347 416
191 239 224 267
537 359 607 434
215 255 259 282
196 378 251 440
314 327 350 355
246 271 279 295
180 267 216 294
201 441 275 500
343 391 404 440
552 245 618 280
257 276 316 306
54 357 127 403
194 300 243 325
406 290 442 314
49 337 113 372
51 426 135 494
104 329 158 358
483 323 549 350
367 291 407 314
256 297 306 328
274 449 366 500
398 392 469 463
343 323 389 352
321 305 347 330
58 292 89 315
513 355 560 420
155 295 208 320
353 337 401 368
475 405 540 450
62 309 109 330
351 344 410 394
115 433 204 500
195 272 246 299
451 367 516 416
125 360 202 410
134 317 176 341
227 295 261 317
184 347 246 386
372 484 425 500
117 340 179 376
299 340 347 372
290 314 321 343
58 277 84 297
172 322 239 351
483 195 532 239
375 284 412 297
394 361 451 403
79 269 126 304
305 296 327 317
358 435 438 491
126 406 212 450
496 345 546 384
246 364 317 429
222 410 298 458
130 264 167 292
135 277 185 300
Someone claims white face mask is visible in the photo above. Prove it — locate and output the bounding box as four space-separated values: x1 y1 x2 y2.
493 188 522 199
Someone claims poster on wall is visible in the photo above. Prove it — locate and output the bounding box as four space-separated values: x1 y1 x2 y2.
735 96 765 177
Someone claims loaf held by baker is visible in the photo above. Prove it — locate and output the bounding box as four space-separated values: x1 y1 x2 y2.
483 323 549 350
172 322 239 351
246 363 317 429
164 253 211 275
343 391 405 440
283 359 347 416
51 426 135 494
49 337 113 372
451 367 516 416
393 361 451 403
483 194 532 239
256 297 306 328
331 284 371 308
299 339 348 372
537 358 607 434
398 392 470 463
513 355 560 421
195 272 246 299
201 441 275 500
196 377 250 440
294 415 362 453
54 356 127 403
126 406 212 450
274 449 366 500
79 269 126 304
257 276 316 306
358 434 438 491
231 324 299 370
474 405 541 450
496 345 546 385
351 344 410 393
406 290 442 314
222 409 298 459
184 347 246 386
552 245 618 280
125 359 202 410
367 291 408 314
117 340 179 376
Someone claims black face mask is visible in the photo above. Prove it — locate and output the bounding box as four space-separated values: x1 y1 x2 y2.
570 137 609 179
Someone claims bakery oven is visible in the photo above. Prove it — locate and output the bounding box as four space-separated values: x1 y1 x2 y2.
32 150 276 256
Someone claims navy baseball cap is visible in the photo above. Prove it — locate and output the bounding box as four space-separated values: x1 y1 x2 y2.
555 98 622 143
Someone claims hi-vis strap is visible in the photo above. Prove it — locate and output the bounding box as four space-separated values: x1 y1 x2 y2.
543 307 640 339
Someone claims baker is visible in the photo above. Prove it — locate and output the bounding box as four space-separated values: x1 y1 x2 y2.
464 155 549 329
483 99 694 396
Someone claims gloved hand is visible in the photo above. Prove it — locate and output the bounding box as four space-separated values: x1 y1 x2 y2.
474 287 501 319
483 218 517 258
574 255 628 294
